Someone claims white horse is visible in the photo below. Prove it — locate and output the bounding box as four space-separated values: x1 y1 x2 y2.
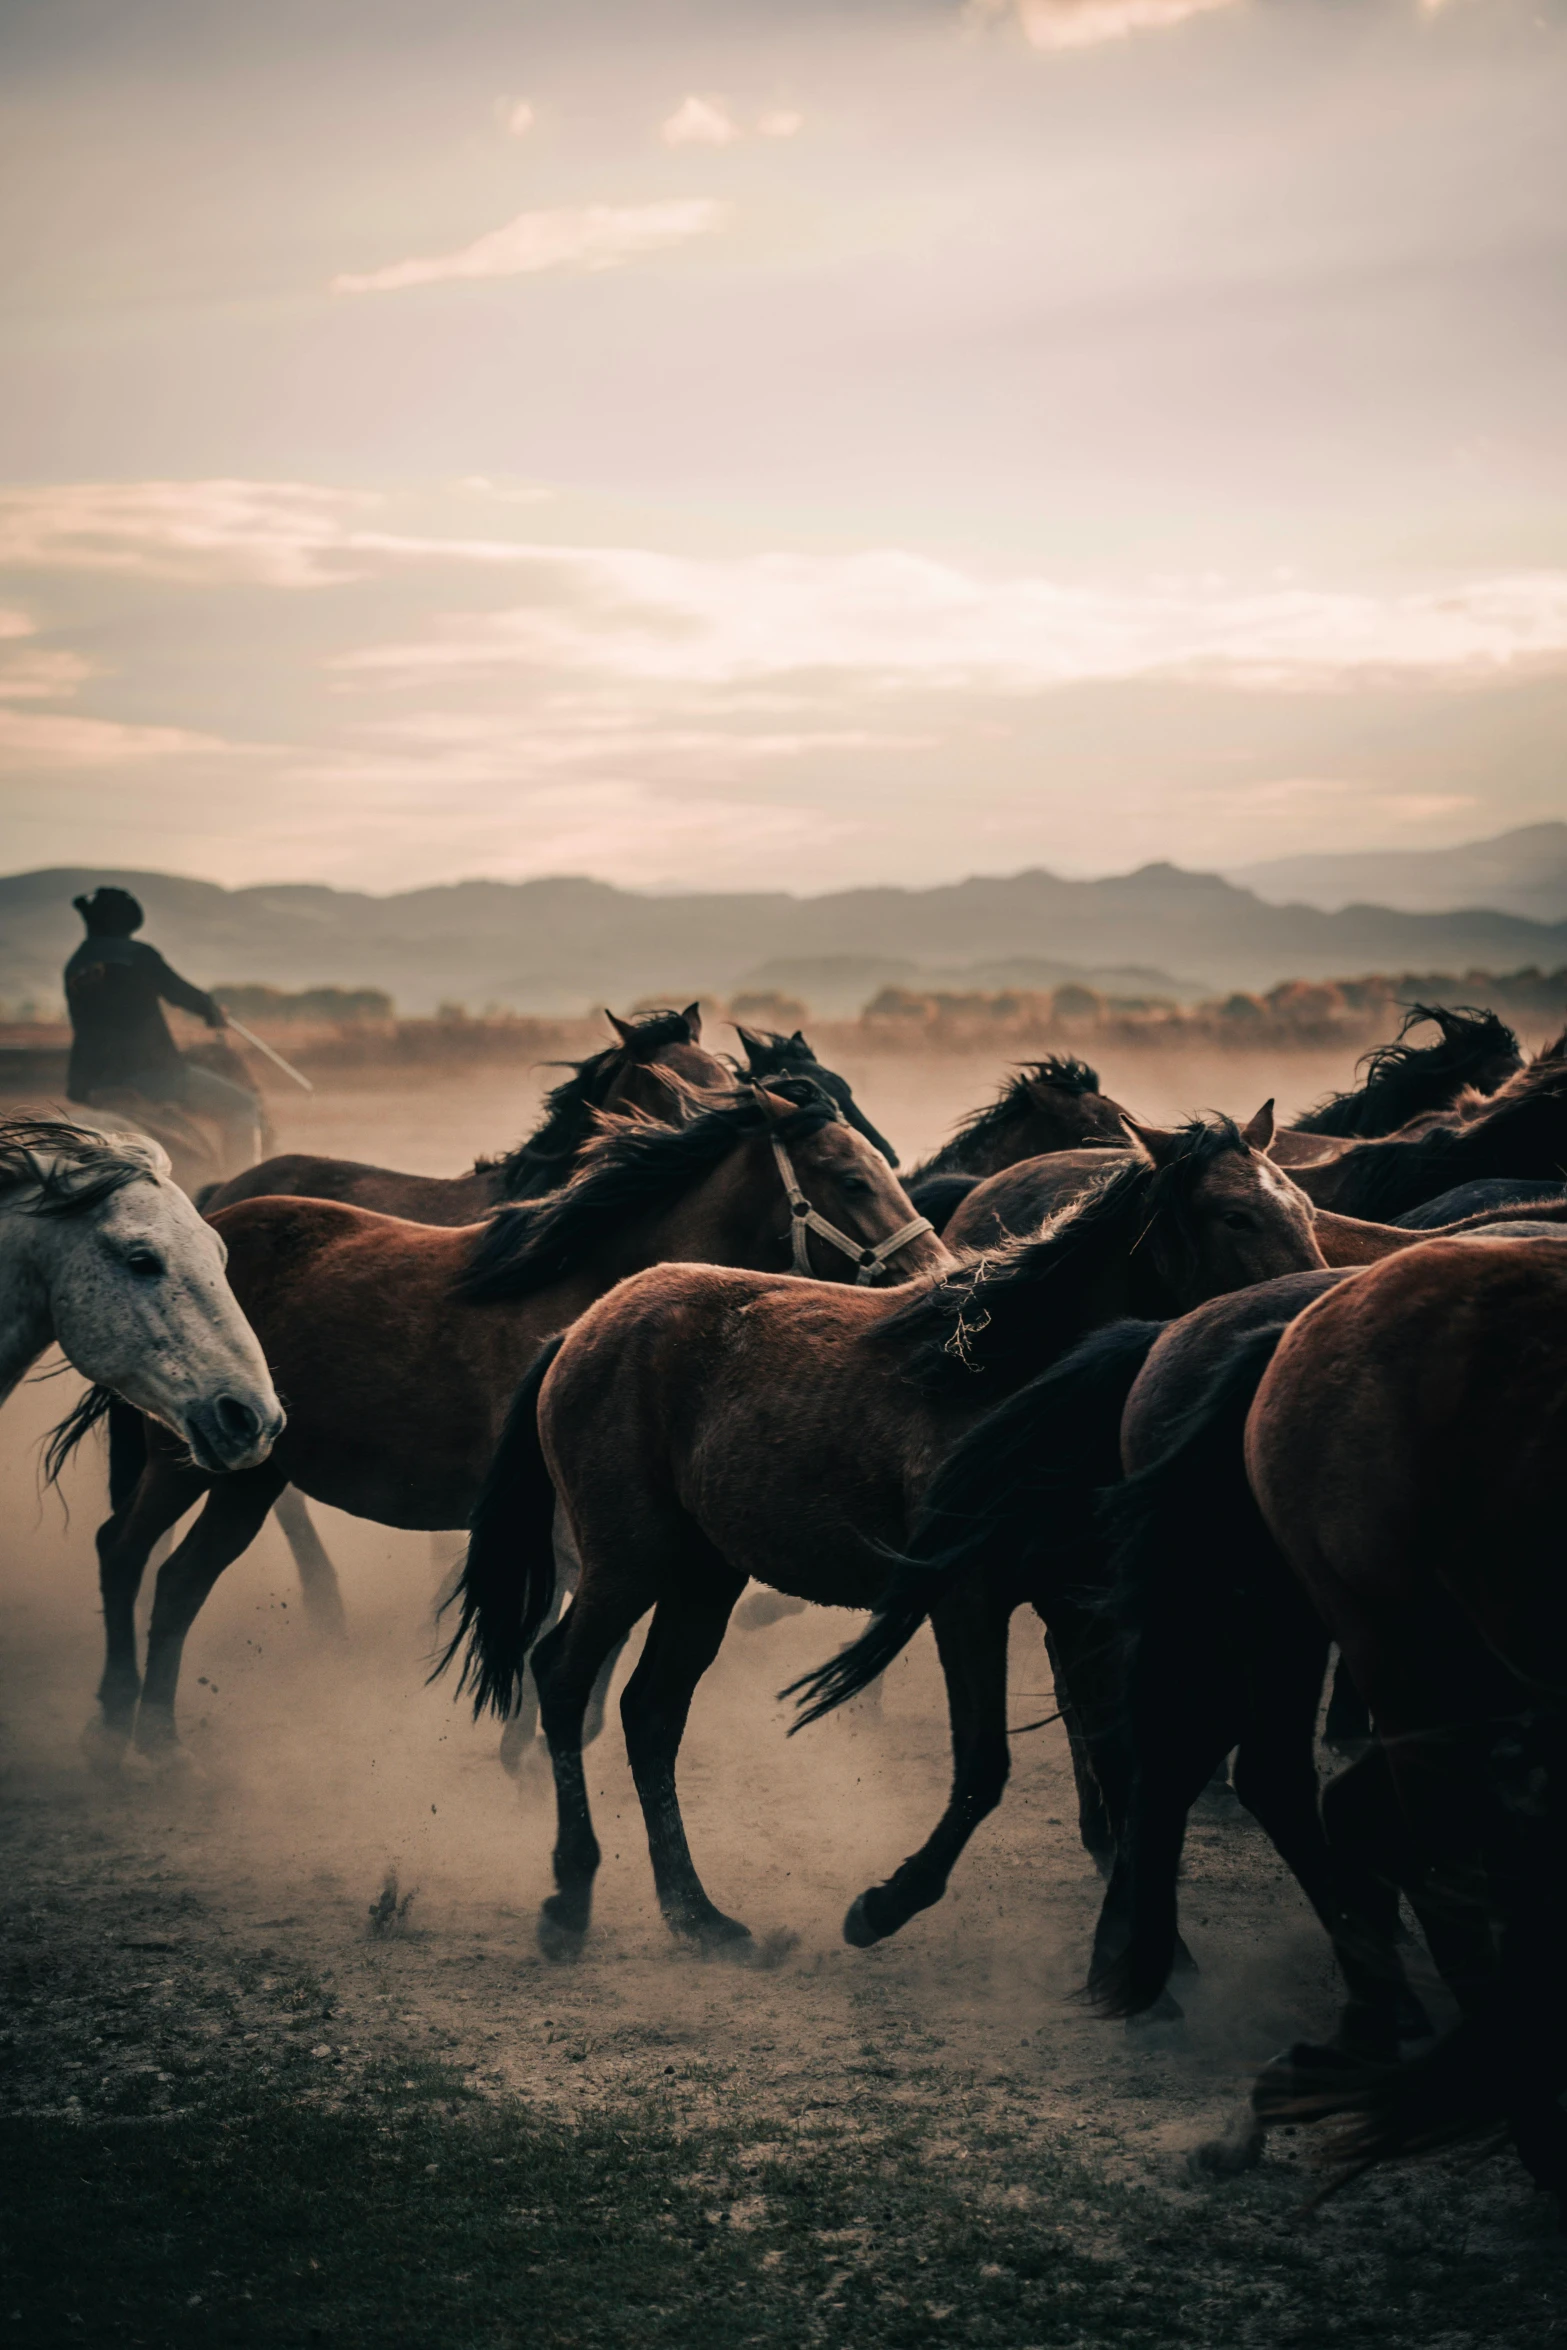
1 1115 284 1753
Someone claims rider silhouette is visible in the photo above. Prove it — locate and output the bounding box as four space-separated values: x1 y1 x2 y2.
64 886 260 1167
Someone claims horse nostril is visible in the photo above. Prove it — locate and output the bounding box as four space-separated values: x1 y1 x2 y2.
214 1396 260 1445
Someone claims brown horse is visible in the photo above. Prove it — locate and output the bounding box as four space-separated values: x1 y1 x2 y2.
1242 1237 1567 2194
203 1004 730 1223
441 1113 1324 1960
199 1005 733 1629
78 1081 942 1762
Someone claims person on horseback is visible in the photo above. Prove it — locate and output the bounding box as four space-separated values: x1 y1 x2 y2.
64 886 262 1170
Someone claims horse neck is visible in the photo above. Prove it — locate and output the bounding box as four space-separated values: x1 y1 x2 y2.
970 1224 1139 1389
635 1142 786 1275
0 1217 57 1407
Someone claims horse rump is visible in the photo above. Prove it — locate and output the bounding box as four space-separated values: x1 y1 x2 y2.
433 1333 568 1718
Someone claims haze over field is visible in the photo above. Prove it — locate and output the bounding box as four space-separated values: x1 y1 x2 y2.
2 0 1565 899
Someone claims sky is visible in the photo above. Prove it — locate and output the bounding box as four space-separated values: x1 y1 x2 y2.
1 0 1565 897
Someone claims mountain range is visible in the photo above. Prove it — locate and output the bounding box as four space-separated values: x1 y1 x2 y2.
1229 824 1567 924
3 837 1565 1018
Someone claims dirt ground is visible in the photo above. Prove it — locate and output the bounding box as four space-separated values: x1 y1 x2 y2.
2 1049 1564 2346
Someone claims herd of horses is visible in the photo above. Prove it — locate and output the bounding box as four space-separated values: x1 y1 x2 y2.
5 995 1567 2208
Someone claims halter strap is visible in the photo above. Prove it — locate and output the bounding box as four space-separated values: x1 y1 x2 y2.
769 1133 934 1286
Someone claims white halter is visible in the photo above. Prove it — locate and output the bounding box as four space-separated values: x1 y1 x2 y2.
769 1133 934 1286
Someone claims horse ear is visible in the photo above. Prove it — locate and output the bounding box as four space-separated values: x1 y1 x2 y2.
732 1024 762 1065
681 1002 702 1040
1241 1099 1276 1153
790 1030 807 1049
605 1010 635 1046
753 1082 804 1126
1118 1113 1179 1166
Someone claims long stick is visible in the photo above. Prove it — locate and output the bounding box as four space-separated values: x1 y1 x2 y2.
222 1016 315 1094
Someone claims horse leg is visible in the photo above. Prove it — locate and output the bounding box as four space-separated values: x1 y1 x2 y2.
582 1633 631 1750
531 1579 653 1958
1040 1608 1121 1873
843 1581 1013 1949
1088 1647 1243 2019
134 1465 287 1758
271 1487 348 1641
620 1572 750 1949
90 1455 210 1765
1323 1648 1372 1758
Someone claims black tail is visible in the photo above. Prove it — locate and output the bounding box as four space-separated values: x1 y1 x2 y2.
1088 1321 1291 2018
42 1382 119 1489
784 1317 1164 1729
432 1335 567 1719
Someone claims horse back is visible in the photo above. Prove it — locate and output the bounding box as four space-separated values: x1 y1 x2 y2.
204 1152 496 1224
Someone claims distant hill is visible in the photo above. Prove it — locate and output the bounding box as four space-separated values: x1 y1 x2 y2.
5 859 1567 1018
1229 823 1567 923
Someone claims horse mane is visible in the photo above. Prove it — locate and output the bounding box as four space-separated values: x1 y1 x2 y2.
878 1117 1246 1392
912 1058 1106 1182
477 1008 704 1201
0 1115 164 1218
454 1079 841 1303
732 1025 899 1167
1293 1005 1521 1139
1325 1044 1567 1221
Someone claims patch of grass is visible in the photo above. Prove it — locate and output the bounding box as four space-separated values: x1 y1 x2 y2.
3 2061 1563 2350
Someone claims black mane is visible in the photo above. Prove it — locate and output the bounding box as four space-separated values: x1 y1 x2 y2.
479 1009 705 1202
879 1117 1245 1392
911 1058 1105 1183
1292 1004 1521 1140
1322 1045 1567 1221
455 1081 840 1303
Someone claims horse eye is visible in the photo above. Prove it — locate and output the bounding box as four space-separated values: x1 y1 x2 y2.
839 1174 873 1197
1222 1212 1257 1234
125 1249 166 1278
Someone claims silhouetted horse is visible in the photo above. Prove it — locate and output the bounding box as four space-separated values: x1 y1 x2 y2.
1288 1003 1521 1140
73 1082 942 1762
441 1114 1323 1960
903 1059 1132 1233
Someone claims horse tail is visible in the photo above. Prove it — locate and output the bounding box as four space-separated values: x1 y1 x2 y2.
42 1382 120 1490
432 1334 568 1719
1088 1320 1291 2019
784 1317 1164 1730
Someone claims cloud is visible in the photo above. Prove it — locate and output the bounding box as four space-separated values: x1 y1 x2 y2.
331 200 727 295
755 109 804 139
335 546 1567 696
975 0 1242 50
0 481 381 587
495 97 534 137
0 707 240 771
661 94 741 148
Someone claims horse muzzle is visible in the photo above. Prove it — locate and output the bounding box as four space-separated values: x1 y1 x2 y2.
186 1393 285 1474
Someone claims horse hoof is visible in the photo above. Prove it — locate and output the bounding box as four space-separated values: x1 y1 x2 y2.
1125 1991 1185 2035
843 1892 893 1949
677 1912 752 1958
127 1738 197 1784
81 1717 132 1776
1189 2124 1264 2179
537 1901 588 1962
